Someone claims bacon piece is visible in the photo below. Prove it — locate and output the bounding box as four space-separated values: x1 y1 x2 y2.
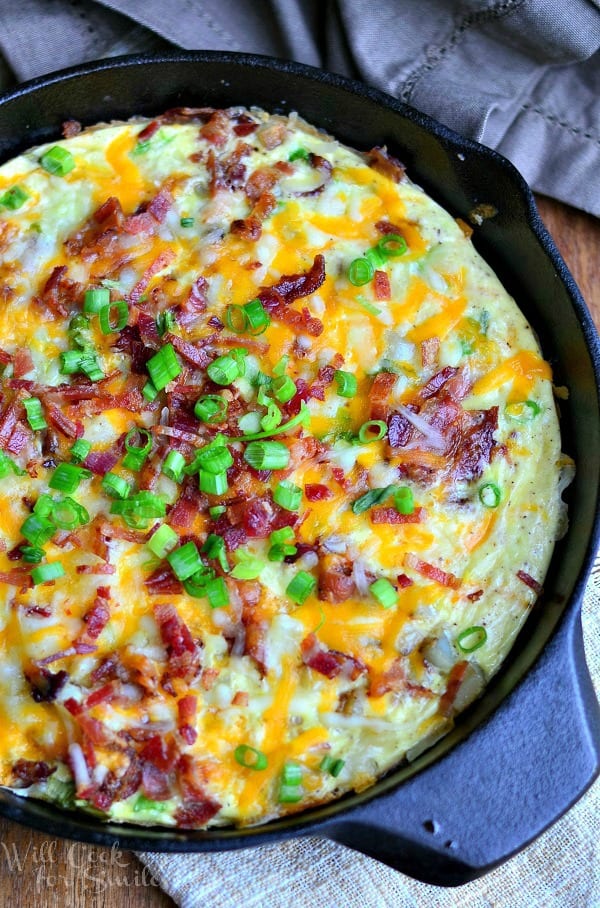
26 668 68 703
257 120 287 149
404 553 461 589
145 566 184 595
261 296 324 336
245 165 280 202
0 568 32 589
467 589 484 602
388 407 417 448
421 337 440 370
177 276 208 328
95 196 124 226
85 683 115 709
147 188 172 223
166 333 211 369
420 366 459 400
233 114 258 137
231 215 261 241
176 754 221 826
62 119 81 138
262 253 326 304
517 570 543 595
137 119 160 142
305 483 333 502
141 762 171 801
301 633 367 681
369 371 397 421
175 800 222 828
140 734 178 772
370 506 426 525
200 109 231 147
12 760 55 786
286 435 326 471
373 270 391 301
46 403 83 439
369 659 405 698
452 406 498 482
178 695 198 745
123 211 156 235
83 450 120 475
128 249 175 305
82 597 111 640
154 603 201 682
0 348 12 367
0 397 22 449
232 691 248 707
439 661 470 716
38 265 69 317
6 420 31 455
366 146 405 183
13 348 34 379
397 573 413 588
318 555 355 603
375 220 405 235
331 465 368 496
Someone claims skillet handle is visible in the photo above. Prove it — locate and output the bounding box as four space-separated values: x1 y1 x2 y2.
321 609 600 886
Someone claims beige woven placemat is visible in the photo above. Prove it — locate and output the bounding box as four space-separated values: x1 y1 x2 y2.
139 558 600 908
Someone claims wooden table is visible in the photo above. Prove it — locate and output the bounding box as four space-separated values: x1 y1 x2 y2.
0 196 597 908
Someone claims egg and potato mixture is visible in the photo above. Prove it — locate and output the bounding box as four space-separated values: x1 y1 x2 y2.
0 107 567 827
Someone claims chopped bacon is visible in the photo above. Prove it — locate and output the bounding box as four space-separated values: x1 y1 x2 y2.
257 120 287 149
123 211 156 235
369 371 397 420
331 465 368 496
141 762 171 801
388 406 417 448
231 216 261 241
0 568 32 589
137 119 160 142
421 337 440 370
233 114 258 137
0 348 12 366
370 506 426 525
373 270 391 300
241 610 268 677
46 403 83 439
286 435 326 471
176 754 221 826
200 109 231 147
133 309 160 347
0 397 22 448
85 683 115 709
397 573 413 588
245 166 280 201
177 276 208 328
12 759 55 786
375 220 405 235
140 734 178 772
444 365 473 401
452 406 498 482
62 119 82 138
439 661 470 716
95 196 124 226
145 565 184 595
232 691 248 707
154 603 201 682
517 570 543 595
318 556 355 603
369 659 405 698
83 450 120 475
305 483 333 502
166 333 211 369
13 348 34 379
419 366 459 400
301 633 367 681
262 253 326 304
5 420 31 455
26 667 68 703
38 265 69 317
467 589 484 602
404 553 461 589
76 563 116 576
147 188 172 223
366 146 405 182
128 249 176 305
82 597 111 640
178 695 198 745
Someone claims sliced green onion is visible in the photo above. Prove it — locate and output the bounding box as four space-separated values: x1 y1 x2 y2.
278 784 303 803
23 397 47 432
110 491 166 527
358 420 387 444
272 355 289 377
33 494 54 518
234 745 268 770
197 445 233 475
83 287 110 314
270 527 295 545
207 354 241 386
194 395 228 424
244 440 290 471
260 401 282 433
225 304 249 334
156 310 175 337
162 450 186 483
209 505 226 519
59 350 85 375
146 343 181 391
257 386 271 408
79 353 105 382
122 427 152 472
0 185 29 210
456 625 488 654
355 294 382 317
334 370 357 398
505 400 541 423
98 300 129 334
202 533 230 573
49 463 88 493
68 314 91 349
230 347 248 377
142 381 159 402
70 439 91 463
20 514 55 547
348 258 374 286
31 562 65 585
478 482 501 508
370 577 398 609
243 298 271 335
376 233 407 257
272 375 296 404
101 472 131 500
167 541 203 581
205 575 229 608
364 245 387 269
282 761 302 786
20 546 45 564
268 543 297 562
147 524 179 559
394 486 414 515
320 756 345 777
252 370 273 389
133 795 169 813
228 401 311 443
40 146 75 177
183 567 215 598
180 217 194 228
273 480 302 512
351 485 395 515
51 497 89 530
289 148 310 162
199 470 228 496
286 570 316 604
0 451 24 478
230 549 265 580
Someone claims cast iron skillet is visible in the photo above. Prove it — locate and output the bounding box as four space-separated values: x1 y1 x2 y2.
0 52 598 887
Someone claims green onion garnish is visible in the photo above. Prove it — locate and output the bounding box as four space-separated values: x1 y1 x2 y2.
234 745 268 770
147 524 179 559
20 546 45 564
122 427 152 472
505 400 541 423
142 381 159 402
274 480 302 512
83 287 110 313
197 446 233 475
33 494 54 518
370 577 398 609
162 450 186 483
49 463 89 494
68 314 91 349
334 370 357 398
180 217 194 228
23 397 47 432
348 257 374 286
146 343 181 391
268 543 297 562
207 354 241 386
244 440 290 471
230 549 265 580
194 395 228 424
272 355 289 377
456 625 488 654
209 505 226 519
355 294 382 316
227 401 310 443
101 472 131 500
286 570 316 604
357 420 387 444
133 795 169 813
98 300 129 334
31 562 65 585
70 439 91 463
59 350 86 375
364 245 387 270
20 514 55 547
183 567 215 598
260 401 282 433
205 576 229 608
243 298 271 335
394 486 414 515
225 304 248 334
110 491 166 528
199 470 228 496
0 451 24 478
79 354 105 382
272 374 296 404
478 482 501 508
376 233 407 257
319 756 345 777
156 310 175 337
282 761 302 785
50 497 89 530
202 533 230 573
40 146 75 177
0 185 29 210
288 148 310 162
167 541 203 581
351 485 395 515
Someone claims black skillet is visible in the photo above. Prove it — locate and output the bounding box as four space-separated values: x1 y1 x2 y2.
0 52 598 887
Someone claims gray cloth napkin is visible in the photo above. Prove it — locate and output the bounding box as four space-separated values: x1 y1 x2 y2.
0 0 599 214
